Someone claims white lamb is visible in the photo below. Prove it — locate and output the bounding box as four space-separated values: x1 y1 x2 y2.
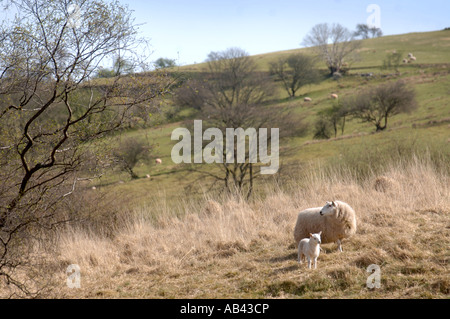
298 231 322 269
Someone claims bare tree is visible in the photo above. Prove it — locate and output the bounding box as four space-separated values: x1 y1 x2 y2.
345 80 418 132
154 57 177 69
95 56 135 78
369 26 383 38
302 23 361 75
176 48 307 198
354 24 371 39
316 100 349 138
0 0 172 295
382 50 403 73
112 137 153 179
313 117 331 140
354 24 383 39
269 53 320 98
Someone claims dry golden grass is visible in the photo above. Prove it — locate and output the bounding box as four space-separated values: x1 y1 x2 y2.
3 157 448 299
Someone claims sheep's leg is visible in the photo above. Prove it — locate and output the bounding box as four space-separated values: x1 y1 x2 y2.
307 257 311 269
313 257 317 269
298 252 303 264
298 244 303 264
337 240 343 252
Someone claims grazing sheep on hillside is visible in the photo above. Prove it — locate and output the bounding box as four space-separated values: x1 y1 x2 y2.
408 53 414 58
298 231 322 269
409 56 416 61
304 97 312 102
155 158 162 164
331 93 338 99
294 201 357 252
403 59 408 63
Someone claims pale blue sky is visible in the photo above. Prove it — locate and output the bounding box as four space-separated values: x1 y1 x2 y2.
120 0 449 66
1 0 448 66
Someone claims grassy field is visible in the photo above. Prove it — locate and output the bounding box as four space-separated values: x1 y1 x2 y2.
2 30 449 299
26 155 449 299
85 30 450 207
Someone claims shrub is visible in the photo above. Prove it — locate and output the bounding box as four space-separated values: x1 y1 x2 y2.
346 80 418 131
112 137 153 179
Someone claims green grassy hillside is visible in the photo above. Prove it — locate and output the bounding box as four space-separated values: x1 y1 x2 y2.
90 30 449 208
180 30 450 72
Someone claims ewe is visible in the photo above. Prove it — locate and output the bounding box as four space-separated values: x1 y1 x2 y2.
298 231 322 269
294 201 357 252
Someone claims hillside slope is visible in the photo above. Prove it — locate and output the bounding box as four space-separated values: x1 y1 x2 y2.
89 30 450 206
180 30 450 72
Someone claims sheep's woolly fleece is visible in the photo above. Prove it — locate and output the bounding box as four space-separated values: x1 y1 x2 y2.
294 201 357 246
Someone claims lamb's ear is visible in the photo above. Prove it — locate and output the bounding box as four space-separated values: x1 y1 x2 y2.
318 231 322 235
309 233 313 237
332 201 336 207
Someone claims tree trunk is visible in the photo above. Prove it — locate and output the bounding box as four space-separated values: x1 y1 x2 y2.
341 116 346 135
376 116 388 131
329 66 339 75
126 166 139 179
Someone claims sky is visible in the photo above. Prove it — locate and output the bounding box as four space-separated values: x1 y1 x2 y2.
1 0 448 67
119 0 450 66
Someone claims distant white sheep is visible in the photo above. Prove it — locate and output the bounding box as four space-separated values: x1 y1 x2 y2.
294 201 357 252
408 53 414 58
403 59 408 63
155 158 162 164
331 93 338 99
304 97 312 102
298 231 322 269
409 56 416 61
